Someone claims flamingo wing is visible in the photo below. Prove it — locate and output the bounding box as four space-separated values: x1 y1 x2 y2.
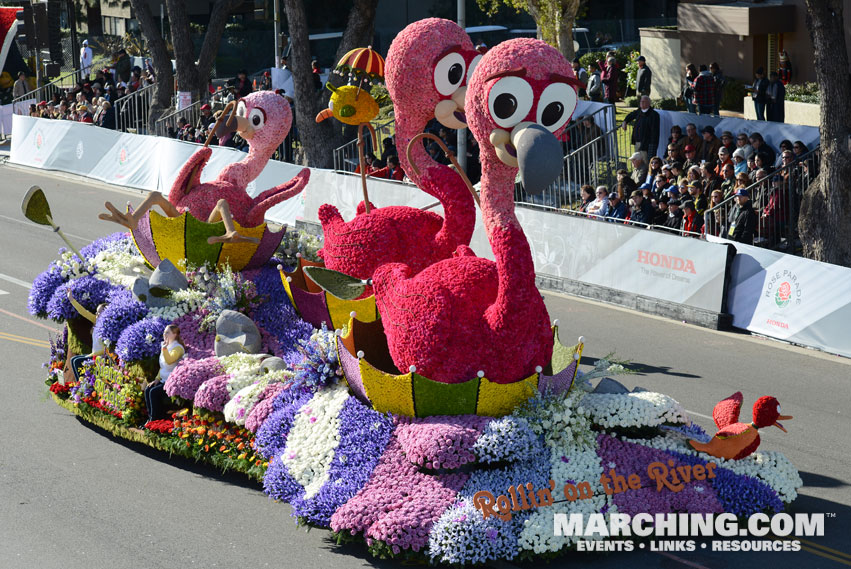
168 146 212 203
713 391 744 429
246 168 311 225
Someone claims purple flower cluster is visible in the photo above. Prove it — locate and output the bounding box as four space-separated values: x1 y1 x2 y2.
171 311 215 359
93 288 149 346
596 435 723 516
70 360 96 403
115 316 170 362
254 391 313 460
79 232 132 259
193 374 231 412
396 415 490 470
29 267 67 318
46 276 116 322
248 264 312 358
473 416 539 464
265 395 394 526
164 356 224 400
330 434 467 554
245 383 287 433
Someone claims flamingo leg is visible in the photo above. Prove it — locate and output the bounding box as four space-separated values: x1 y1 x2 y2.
207 199 260 244
357 123 372 214
98 192 180 231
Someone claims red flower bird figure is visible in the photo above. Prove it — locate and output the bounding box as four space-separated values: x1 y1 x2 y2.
689 392 793 460
317 18 480 288
100 91 309 244
372 38 581 383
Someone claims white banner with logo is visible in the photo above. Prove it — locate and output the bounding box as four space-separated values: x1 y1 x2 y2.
707 236 851 357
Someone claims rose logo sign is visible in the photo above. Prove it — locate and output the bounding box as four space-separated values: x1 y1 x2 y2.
775 281 792 308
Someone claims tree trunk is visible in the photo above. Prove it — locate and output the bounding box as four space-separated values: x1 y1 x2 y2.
556 0 581 61
166 0 240 102
283 0 379 168
799 0 851 267
524 0 581 61
129 0 173 131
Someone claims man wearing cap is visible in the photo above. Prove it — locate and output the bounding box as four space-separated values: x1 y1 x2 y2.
629 151 649 187
726 189 757 244
606 191 627 221
636 55 652 97
627 189 654 226
686 182 708 216
681 200 704 236
197 104 215 131
715 146 733 176
80 40 93 80
622 95 660 158
719 131 735 154
697 125 721 164
682 145 699 172
661 199 684 232
571 59 588 98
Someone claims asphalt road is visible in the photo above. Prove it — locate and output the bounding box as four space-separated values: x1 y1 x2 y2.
0 162 849 569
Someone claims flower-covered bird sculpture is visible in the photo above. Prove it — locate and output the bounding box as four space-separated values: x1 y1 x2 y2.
99 91 310 244
689 392 793 460
317 19 481 287
372 38 581 383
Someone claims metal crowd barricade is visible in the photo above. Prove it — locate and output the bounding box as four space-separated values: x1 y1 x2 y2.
154 101 202 138
703 147 820 252
115 83 156 134
333 117 396 172
12 68 87 115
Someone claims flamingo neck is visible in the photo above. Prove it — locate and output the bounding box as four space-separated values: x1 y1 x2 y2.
395 113 439 188
220 140 275 187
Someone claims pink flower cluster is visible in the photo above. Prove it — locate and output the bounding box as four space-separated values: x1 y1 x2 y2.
396 415 490 470
193 374 231 412
330 435 467 553
164 356 225 401
173 311 215 359
245 383 287 433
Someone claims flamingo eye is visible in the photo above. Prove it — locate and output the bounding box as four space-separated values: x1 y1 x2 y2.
236 101 247 117
536 82 577 133
248 107 266 129
776 404 782 414
434 52 466 96
466 54 482 83
487 76 533 129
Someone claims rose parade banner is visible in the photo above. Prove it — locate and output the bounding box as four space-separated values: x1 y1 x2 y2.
707 237 851 358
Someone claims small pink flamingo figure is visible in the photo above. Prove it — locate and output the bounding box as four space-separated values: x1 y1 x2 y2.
100 91 309 244
372 38 581 383
318 18 480 284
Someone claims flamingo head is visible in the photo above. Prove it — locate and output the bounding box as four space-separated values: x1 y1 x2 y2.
752 396 793 431
467 38 581 194
223 90 292 154
385 18 479 130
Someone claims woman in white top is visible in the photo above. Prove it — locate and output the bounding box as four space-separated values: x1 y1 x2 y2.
67 289 108 381
586 186 610 219
144 324 185 423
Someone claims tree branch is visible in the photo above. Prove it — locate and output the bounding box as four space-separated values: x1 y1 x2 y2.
197 0 242 80
129 0 173 128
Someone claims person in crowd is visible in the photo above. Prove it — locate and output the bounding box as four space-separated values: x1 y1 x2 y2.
98 100 115 129
701 161 722 195
778 51 792 85
636 55 652 97
646 156 663 184
665 144 684 165
759 175 788 246
709 62 726 116
629 152 648 186
774 140 793 168
767 71 786 123
572 58 588 98
628 189 654 226
682 144 700 172
234 69 253 98
693 64 715 115
661 199 684 232
641 182 654 201
685 164 702 186
57 100 70 120
726 188 757 244
749 67 769 121
653 174 671 198
719 131 735 154
683 63 698 114
80 39 93 80
716 146 733 175
381 137 397 164
587 66 603 102
13 71 29 98
732 148 748 175
666 126 685 160
197 103 215 131
622 95 660 157
698 125 721 164
720 162 738 198
749 133 776 166
599 56 619 104
576 115 604 156
616 175 637 202
751 152 771 182
681 200 704 236
792 141 808 159
606 192 627 221
704 190 725 237
652 197 670 226
684 123 703 157
578 185 595 212
115 48 131 84
143 324 185 425
587 186 610 218
669 162 685 186
355 153 377 175
370 155 405 181
736 132 754 159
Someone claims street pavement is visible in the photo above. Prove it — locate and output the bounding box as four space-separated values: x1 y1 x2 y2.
0 162 849 569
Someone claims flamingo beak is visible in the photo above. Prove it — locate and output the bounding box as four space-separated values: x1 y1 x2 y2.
434 86 467 130
233 115 255 139
774 415 793 432
512 122 563 195
315 108 334 123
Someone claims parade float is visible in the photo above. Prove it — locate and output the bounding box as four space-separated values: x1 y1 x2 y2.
29 19 801 565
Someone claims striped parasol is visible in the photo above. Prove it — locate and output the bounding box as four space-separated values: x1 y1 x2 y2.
334 46 385 83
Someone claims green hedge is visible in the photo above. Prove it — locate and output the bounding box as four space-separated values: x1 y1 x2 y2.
786 82 820 104
720 78 746 112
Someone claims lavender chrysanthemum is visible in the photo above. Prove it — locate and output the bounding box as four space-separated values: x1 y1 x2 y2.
93 288 149 346
115 316 169 362
46 276 116 322
29 267 67 318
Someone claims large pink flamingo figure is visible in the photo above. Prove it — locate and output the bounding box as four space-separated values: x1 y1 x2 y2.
100 91 310 243
372 38 580 383
317 18 480 283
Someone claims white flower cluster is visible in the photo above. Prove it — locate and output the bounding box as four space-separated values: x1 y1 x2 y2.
218 353 265 397
580 392 689 429
620 434 802 503
281 383 349 499
54 250 95 280
90 249 149 288
518 391 613 554
224 369 292 426
148 288 206 321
